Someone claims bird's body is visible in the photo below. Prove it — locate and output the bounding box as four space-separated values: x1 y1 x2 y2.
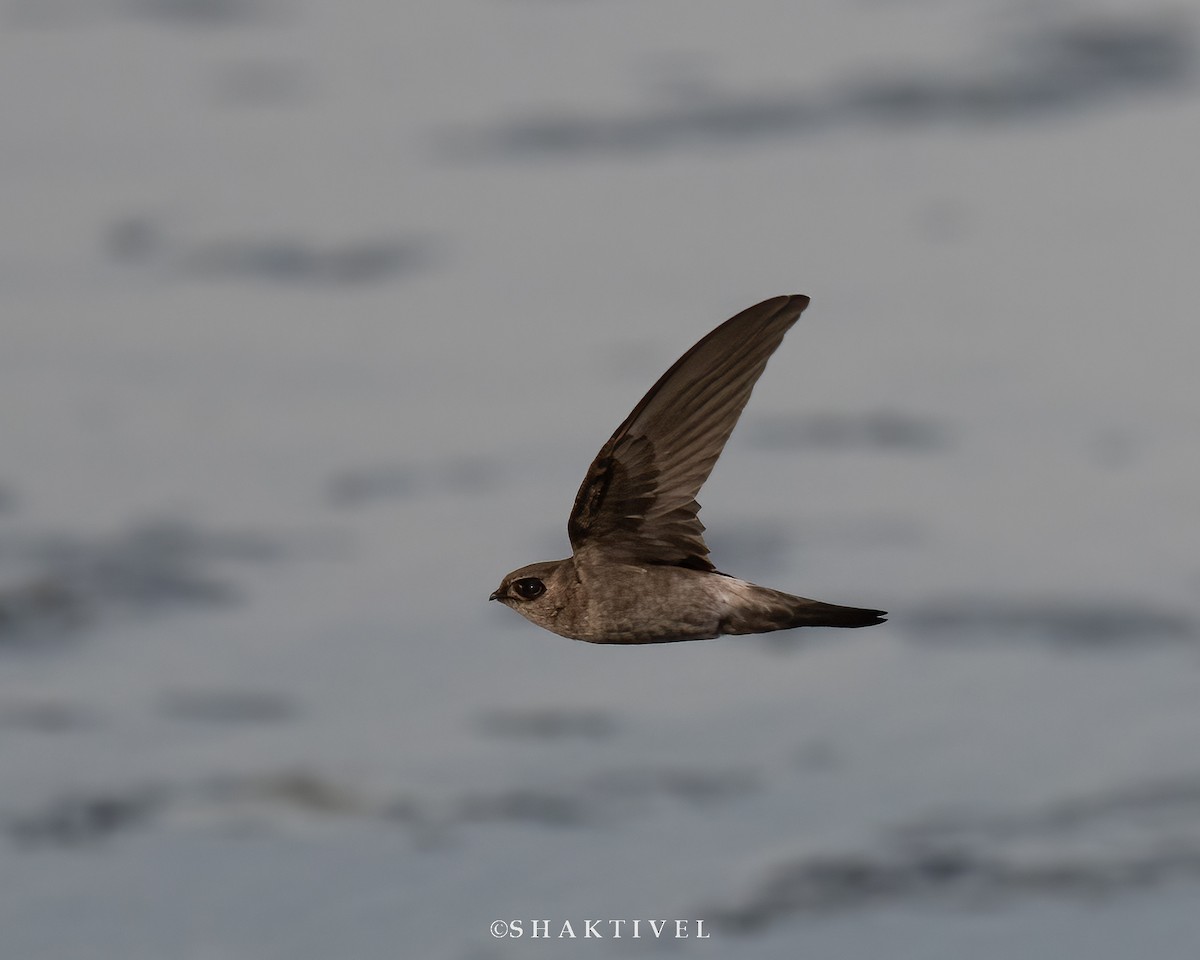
500 555 882 644
490 295 886 644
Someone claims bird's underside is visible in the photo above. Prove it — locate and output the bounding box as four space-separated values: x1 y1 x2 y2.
490 295 887 644
545 559 884 644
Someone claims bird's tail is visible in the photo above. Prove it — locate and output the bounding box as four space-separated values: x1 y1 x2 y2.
718 581 886 634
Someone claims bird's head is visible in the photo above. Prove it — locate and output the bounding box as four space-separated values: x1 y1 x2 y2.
489 559 570 631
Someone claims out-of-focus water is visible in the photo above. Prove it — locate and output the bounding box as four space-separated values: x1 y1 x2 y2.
1 2 1198 958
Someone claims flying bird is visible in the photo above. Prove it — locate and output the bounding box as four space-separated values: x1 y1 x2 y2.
490 295 886 644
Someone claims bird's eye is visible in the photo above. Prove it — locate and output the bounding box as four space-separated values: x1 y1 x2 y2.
511 577 545 600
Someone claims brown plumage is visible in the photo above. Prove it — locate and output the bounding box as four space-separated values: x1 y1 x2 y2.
490 295 886 644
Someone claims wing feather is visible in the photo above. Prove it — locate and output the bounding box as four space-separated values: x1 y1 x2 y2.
568 294 809 568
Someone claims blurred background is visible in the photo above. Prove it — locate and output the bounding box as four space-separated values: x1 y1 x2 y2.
2 1 1198 957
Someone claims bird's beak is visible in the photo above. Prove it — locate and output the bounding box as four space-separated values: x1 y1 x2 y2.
488 590 503 602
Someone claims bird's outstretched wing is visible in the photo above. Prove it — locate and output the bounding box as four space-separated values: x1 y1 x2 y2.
568 294 809 569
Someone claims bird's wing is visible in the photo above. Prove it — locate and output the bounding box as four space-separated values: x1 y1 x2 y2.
568 294 809 569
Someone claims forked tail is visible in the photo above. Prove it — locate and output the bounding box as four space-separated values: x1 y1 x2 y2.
718 581 886 635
